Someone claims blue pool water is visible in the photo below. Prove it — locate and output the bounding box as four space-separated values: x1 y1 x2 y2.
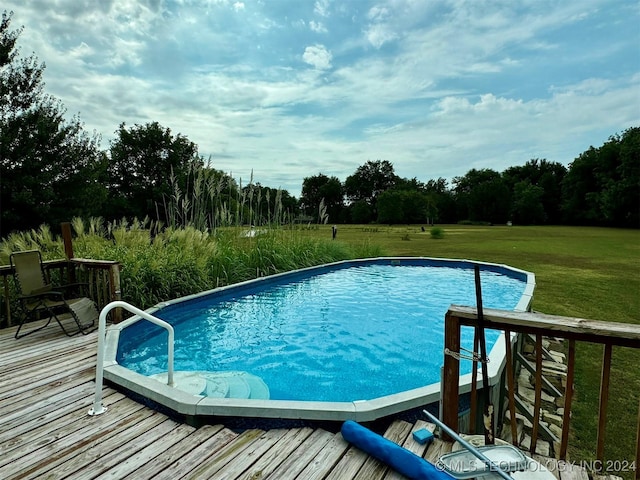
117 262 527 402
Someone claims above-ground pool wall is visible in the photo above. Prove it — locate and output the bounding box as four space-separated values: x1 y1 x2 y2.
105 257 535 424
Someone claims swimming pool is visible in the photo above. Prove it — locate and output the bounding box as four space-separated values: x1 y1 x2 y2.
102 257 535 422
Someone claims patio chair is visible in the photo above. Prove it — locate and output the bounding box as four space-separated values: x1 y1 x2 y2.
10 250 98 339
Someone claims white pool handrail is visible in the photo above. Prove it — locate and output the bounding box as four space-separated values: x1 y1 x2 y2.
88 300 175 416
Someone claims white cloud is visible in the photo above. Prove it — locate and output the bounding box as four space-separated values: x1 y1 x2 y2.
314 0 330 17
309 20 327 33
365 24 398 48
362 2 406 49
68 42 94 61
233 2 245 12
302 44 333 70
367 6 390 22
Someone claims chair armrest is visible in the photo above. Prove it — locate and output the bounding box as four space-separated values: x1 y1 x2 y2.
19 290 64 301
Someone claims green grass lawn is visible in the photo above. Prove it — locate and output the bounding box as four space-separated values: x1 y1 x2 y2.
304 224 639 473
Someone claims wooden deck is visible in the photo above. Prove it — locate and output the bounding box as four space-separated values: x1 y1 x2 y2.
0 322 598 479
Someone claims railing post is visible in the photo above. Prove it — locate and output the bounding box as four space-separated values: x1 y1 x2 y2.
60 222 77 285
531 334 543 454
108 264 122 323
560 339 576 459
442 311 461 440
596 343 613 462
504 328 518 446
61 222 74 260
636 399 640 480
469 331 479 434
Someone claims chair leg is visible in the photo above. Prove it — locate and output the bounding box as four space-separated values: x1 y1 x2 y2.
15 312 53 339
15 301 97 338
51 310 80 337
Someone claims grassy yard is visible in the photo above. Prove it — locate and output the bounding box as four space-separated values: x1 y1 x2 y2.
302 224 639 472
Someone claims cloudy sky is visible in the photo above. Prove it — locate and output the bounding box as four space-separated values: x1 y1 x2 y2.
5 0 639 197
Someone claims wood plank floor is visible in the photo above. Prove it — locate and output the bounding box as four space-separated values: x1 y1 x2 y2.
0 321 597 479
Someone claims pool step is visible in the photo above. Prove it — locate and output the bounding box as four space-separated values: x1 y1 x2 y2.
201 371 270 400
150 371 208 396
151 370 270 400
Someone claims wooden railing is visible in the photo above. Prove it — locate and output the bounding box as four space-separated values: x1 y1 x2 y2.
0 258 122 328
442 305 640 469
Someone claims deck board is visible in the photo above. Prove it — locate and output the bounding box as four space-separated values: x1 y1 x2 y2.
120 424 226 480
0 323 592 479
353 420 414 480
234 427 315 480
200 428 289 479
263 429 335 480
384 420 436 480
4 403 156 480
63 418 184 480
0 391 123 456
293 431 352 480
180 428 267 479
324 444 369 480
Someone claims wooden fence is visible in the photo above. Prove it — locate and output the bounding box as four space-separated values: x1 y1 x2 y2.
442 305 640 473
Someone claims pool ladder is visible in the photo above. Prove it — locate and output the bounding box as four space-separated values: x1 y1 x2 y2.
88 301 175 416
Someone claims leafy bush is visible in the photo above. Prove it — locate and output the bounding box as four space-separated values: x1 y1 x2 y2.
430 227 445 239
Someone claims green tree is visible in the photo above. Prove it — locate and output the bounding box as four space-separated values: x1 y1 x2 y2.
453 169 510 224
561 147 600 225
597 128 640 227
510 180 545 225
348 200 373 224
394 177 452 224
503 159 566 224
344 160 398 222
424 178 456 224
0 11 105 235
561 128 639 227
377 187 434 224
377 190 405 224
106 122 201 222
300 173 344 223
277 189 300 221
238 183 299 226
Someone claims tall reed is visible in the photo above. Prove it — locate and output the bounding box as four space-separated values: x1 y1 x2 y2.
161 163 292 232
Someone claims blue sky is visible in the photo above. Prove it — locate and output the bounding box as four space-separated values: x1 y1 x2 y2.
5 0 639 197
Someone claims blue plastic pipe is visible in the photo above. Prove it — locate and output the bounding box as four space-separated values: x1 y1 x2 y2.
341 420 454 480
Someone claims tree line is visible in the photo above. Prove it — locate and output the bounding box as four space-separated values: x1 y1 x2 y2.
1 11 638 237
300 130 638 229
